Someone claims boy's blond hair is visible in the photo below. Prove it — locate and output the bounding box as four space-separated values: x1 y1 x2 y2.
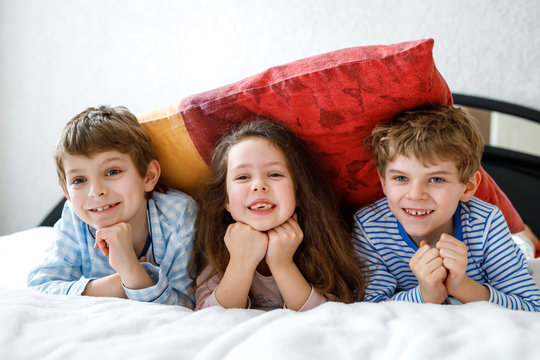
54 105 158 190
367 105 484 183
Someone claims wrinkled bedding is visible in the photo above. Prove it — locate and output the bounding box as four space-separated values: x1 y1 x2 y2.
1 227 539 360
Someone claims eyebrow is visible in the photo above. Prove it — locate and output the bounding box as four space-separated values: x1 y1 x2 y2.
65 169 84 176
99 156 124 164
229 161 288 172
65 156 126 176
386 168 454 176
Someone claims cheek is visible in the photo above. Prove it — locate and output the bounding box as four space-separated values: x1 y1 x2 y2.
68 190 83 205
384 191 403 212
381 184 396 200
284 185 297 216
442 191 464 208
286 206 296 220
224 189 242 217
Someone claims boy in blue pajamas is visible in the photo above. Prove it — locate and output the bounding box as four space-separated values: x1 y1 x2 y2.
28 105 197 308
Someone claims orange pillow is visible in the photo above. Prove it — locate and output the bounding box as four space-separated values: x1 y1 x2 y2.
138 38 524 233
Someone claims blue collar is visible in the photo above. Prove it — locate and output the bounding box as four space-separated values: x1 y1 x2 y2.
138 222 153 260
397 202 463 250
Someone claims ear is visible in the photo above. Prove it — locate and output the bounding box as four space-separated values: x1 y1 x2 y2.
460 170 482 202
61 186 71 201
378 170 388 196
144 159 161 192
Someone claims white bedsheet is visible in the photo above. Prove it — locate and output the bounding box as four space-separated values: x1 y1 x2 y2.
1 227 539 360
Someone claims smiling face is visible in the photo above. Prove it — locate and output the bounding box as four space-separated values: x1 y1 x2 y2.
225 137 296 232
62 150 157 230
380 154 479 245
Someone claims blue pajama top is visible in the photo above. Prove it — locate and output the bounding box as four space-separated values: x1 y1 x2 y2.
27 190 197 309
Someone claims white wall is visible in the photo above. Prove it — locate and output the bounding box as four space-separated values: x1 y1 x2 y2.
1 0 539 235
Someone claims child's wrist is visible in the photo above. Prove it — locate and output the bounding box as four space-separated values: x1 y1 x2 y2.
419 284 447 304
118 261 152 289
445 274 468 296
115 256 141 276
447 276 489 303
228 257 258 273
267 260 296 277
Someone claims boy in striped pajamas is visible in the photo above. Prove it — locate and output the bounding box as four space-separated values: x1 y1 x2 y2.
353 106 540 311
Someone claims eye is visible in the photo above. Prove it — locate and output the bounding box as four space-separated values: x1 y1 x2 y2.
71 177 86 185
269 172 283 178
106 169 121 176
394 175 408 182
429 177 444 183
234 174 249 181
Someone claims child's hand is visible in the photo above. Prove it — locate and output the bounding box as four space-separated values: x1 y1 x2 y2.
266 214 303 271
436 233 469 296
409 241 448 303
224 222 268 271
94 223 139 275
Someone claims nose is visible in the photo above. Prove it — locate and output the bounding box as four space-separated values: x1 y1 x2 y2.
406 181 427 200
88 180 108 198
251 177 268 192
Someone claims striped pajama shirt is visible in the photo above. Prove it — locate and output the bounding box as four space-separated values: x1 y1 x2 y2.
353 196 540 311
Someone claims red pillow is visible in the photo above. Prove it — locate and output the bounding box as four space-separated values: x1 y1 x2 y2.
474 168 524 232
142 38 524 232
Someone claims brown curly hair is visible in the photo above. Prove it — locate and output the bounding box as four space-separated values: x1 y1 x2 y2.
366 105 484 183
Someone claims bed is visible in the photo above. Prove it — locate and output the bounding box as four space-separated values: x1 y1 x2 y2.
1 93 539 360
0 40 540 360
1 231 540 360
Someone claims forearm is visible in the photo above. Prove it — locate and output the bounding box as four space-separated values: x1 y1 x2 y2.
449 276 490 303
214 260 256 309
118 261 156 291
271 263 312 311
120 263 193 306
82 273 127 298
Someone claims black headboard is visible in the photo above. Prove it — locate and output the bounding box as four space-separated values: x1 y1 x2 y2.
39 198 66 227
453 93 540 236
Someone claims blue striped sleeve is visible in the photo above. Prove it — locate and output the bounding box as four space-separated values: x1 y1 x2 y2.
470 204 540 311
353 214 424 304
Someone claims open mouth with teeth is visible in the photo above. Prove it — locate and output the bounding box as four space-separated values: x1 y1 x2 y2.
89 202 120 213
248 202 276 212
404 208 434 216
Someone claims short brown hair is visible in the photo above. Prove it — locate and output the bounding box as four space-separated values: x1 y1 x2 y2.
54 105 158 190
366 105 484 183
